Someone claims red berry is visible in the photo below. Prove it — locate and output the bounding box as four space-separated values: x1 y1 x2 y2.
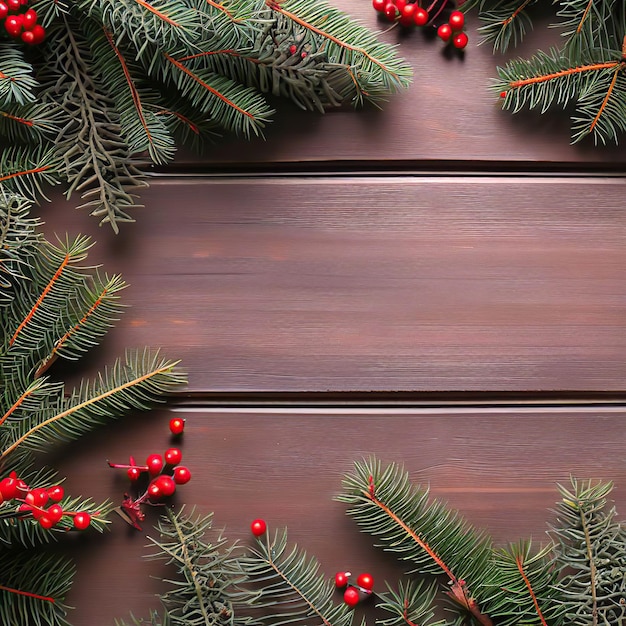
500 90 507 98
21 30 35 44
73 512 91 530
5 15 23 38
383 2 397 21
164 447 182 466
437 22 452 42
394 0 406 12
413 6 429 26
372 0 386 12
356 573 374 591
399 3 416 27
39 515 55 529
169 417 185 435
47 485 65 502
448 10 464 31
148 481 163 501
289 44 297 54
26 487 49 508
300 51 307 58
173 466 191 485
452 31 469 49
343 587 360 607
250 518 266 536
0 2 8 19
334 572 350 588
0 477 18 500
153 475 176 497
22 8 36 30
127 466 142 481
146 453 164 476
7 0 19 11
30 24 45 44
47 504 64 524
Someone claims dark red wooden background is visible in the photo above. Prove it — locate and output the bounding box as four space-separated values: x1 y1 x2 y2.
41 3 626 624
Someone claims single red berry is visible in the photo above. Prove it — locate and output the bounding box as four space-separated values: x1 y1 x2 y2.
7 0 19 11
26 487 49 508
39 515 55 529
500 90 507 98
164 447 182 466
343 587 360 608
4 15 23 38
394 0 406 12
437 22 452 42
300 51 307 58
148 481 163 501
169 417 185 435
47 485 65 502
289 44 297 54
127 466 142 482
22 29 37 45
0 2 9 19
146 453 164 476
0 477 18 500
73 512 91 530
356 572 374 591
413 6 429 27
15 478 29 497
372 0 386 12
334 571 350 588
383 2 397 21
30 23 45 44
47 504 64 524
173 465 191 485
399 3 416 27
22 8 36 30
250 518 267 536
452 31 469 49
448 10 464 31
153 474 176 497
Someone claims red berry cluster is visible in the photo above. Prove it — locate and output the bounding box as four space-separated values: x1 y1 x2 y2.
108 417 191 528
0 472 92 530
372 0 468 50
335 571 375 607
0 0 45 45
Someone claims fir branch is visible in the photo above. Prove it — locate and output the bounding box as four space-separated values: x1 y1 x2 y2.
241 526 357 626
482 540 564 626
338 458 495 625
0 348 185 462
550 477 626 626
376 579 449 626
40 15 148 232
145 506 259 626
0 146 58 202
0 551 74 626
0 43 38 106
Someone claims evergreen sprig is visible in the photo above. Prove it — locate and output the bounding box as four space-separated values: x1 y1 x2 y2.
0 0 411 231
0 197 185 623
550 477 626 626
463 0 626 144
143 507 259 626
241 526 359 626
337 457 495 625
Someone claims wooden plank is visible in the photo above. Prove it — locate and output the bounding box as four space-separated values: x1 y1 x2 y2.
171 1 626 168
44 175 626 393
56 406 626 625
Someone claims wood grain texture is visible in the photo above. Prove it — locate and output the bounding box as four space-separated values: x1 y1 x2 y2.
54 406 626 625
44 175 626 393
170 1 626 169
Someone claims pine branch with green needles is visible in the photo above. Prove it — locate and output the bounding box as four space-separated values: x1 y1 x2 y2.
337 457 495 625
0 0 411 231
550 477 626 626
0 196 185 624
461 0 626 145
